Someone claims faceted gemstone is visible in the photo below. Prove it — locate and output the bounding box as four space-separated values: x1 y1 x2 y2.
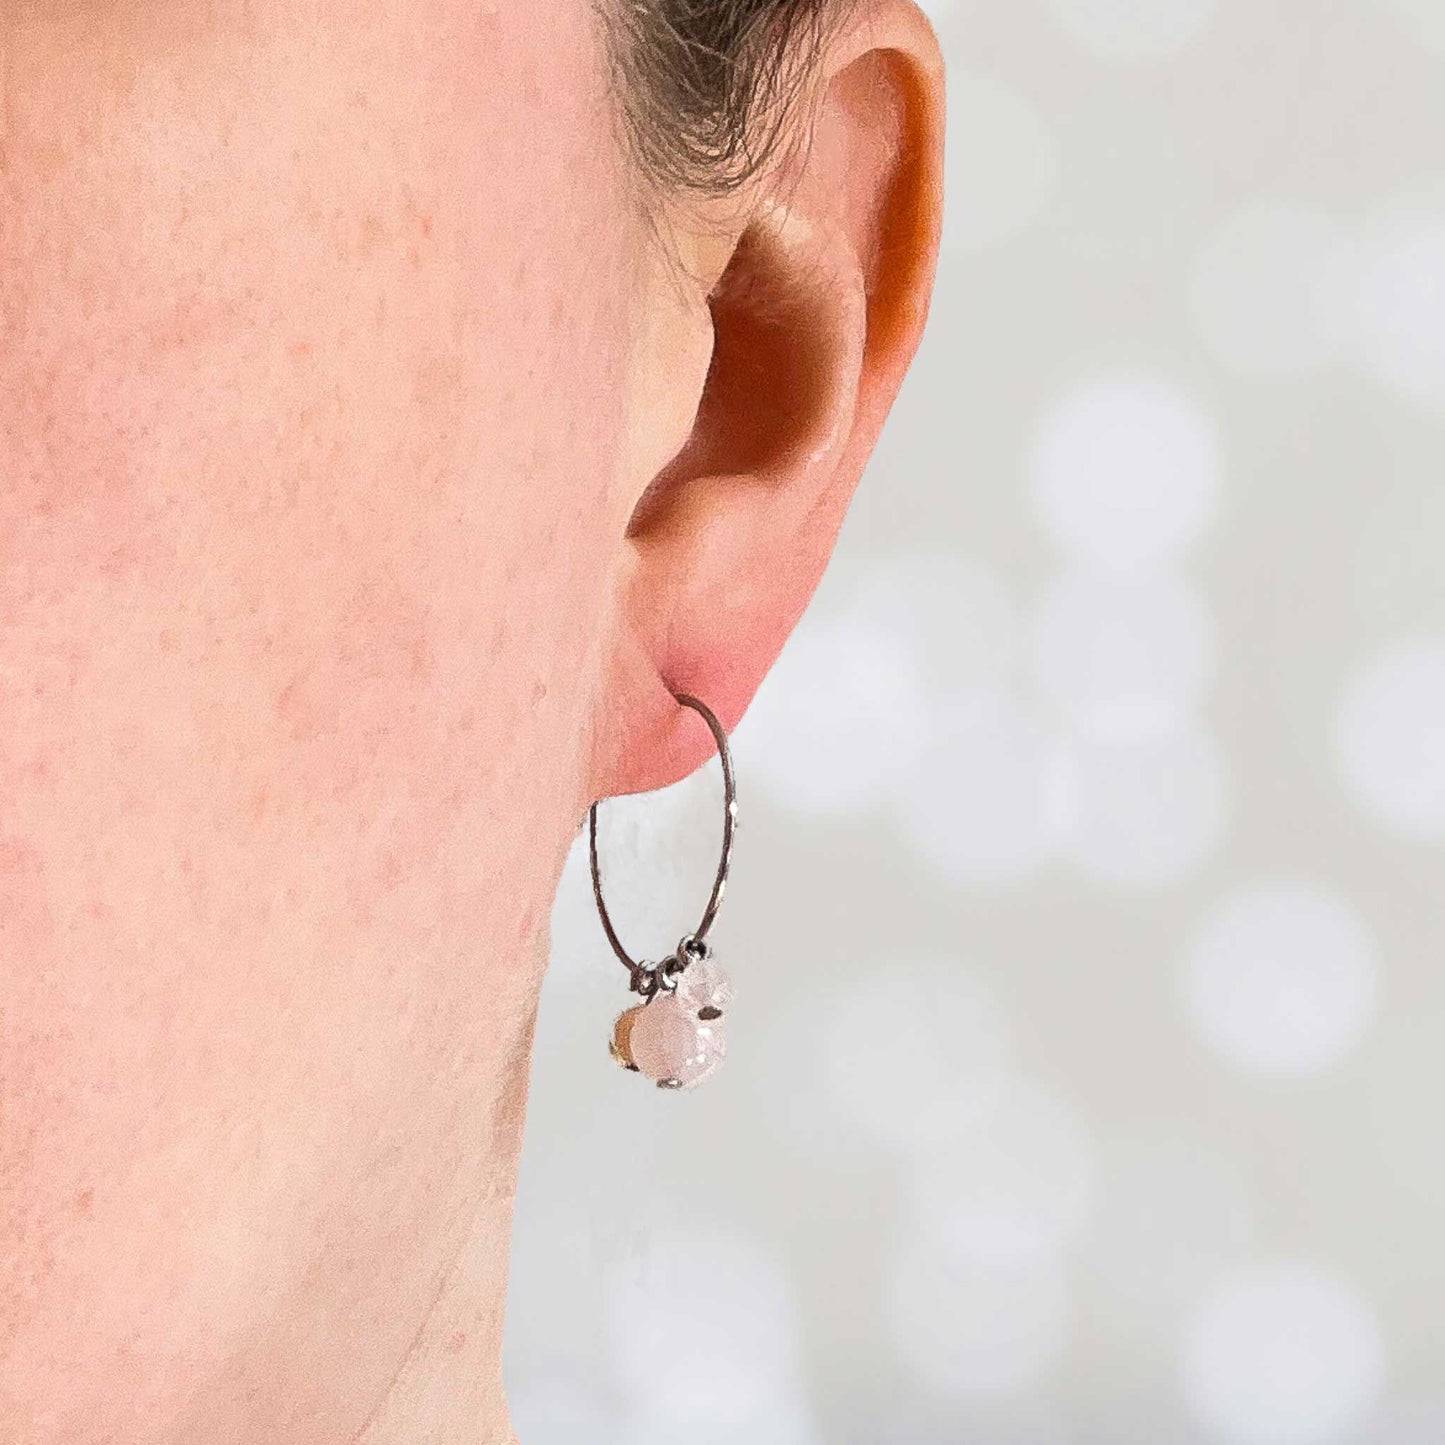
626 991 726 1090
609 1004 646 1071
674 955 733 1020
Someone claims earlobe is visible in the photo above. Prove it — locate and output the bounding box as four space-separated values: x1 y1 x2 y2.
590 0 945 804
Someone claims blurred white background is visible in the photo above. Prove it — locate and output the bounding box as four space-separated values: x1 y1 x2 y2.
504 3 1445 1440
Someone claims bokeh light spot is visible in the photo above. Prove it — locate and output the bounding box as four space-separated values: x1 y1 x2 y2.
1031 569 1216 738
1029 376 1222 575
1334 635 1445 839
1183 880 1381 1077
1181 1262 1385 1445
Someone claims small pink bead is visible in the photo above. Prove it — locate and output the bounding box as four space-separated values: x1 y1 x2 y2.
675 956 733 1018
627 992 726 1090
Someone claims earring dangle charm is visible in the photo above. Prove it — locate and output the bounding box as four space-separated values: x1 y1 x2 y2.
588 691 737 1091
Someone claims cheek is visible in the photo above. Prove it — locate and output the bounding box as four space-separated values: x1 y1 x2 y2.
0 0 634 895
0 0 634 1430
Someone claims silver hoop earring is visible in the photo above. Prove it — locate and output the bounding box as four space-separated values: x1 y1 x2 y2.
588 691 737 1091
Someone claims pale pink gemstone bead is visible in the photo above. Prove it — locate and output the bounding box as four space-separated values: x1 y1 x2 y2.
627 991 726 1090
674 955 733 1018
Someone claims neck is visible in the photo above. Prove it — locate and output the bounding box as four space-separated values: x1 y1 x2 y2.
352 975 540 1445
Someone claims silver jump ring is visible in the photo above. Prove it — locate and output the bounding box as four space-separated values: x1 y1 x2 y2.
588 691 737 990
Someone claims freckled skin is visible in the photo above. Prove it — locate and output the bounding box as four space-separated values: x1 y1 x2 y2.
0 1 640 1439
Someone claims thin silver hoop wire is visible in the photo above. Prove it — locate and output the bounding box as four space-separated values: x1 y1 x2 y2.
588 691 737 990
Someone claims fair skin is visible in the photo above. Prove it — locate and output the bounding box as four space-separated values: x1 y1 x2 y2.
0 0 943 1439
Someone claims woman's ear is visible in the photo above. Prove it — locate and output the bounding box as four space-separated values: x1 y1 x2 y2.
591 0 945 800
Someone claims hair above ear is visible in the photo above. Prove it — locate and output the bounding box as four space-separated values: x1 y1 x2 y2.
596 0 866 202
